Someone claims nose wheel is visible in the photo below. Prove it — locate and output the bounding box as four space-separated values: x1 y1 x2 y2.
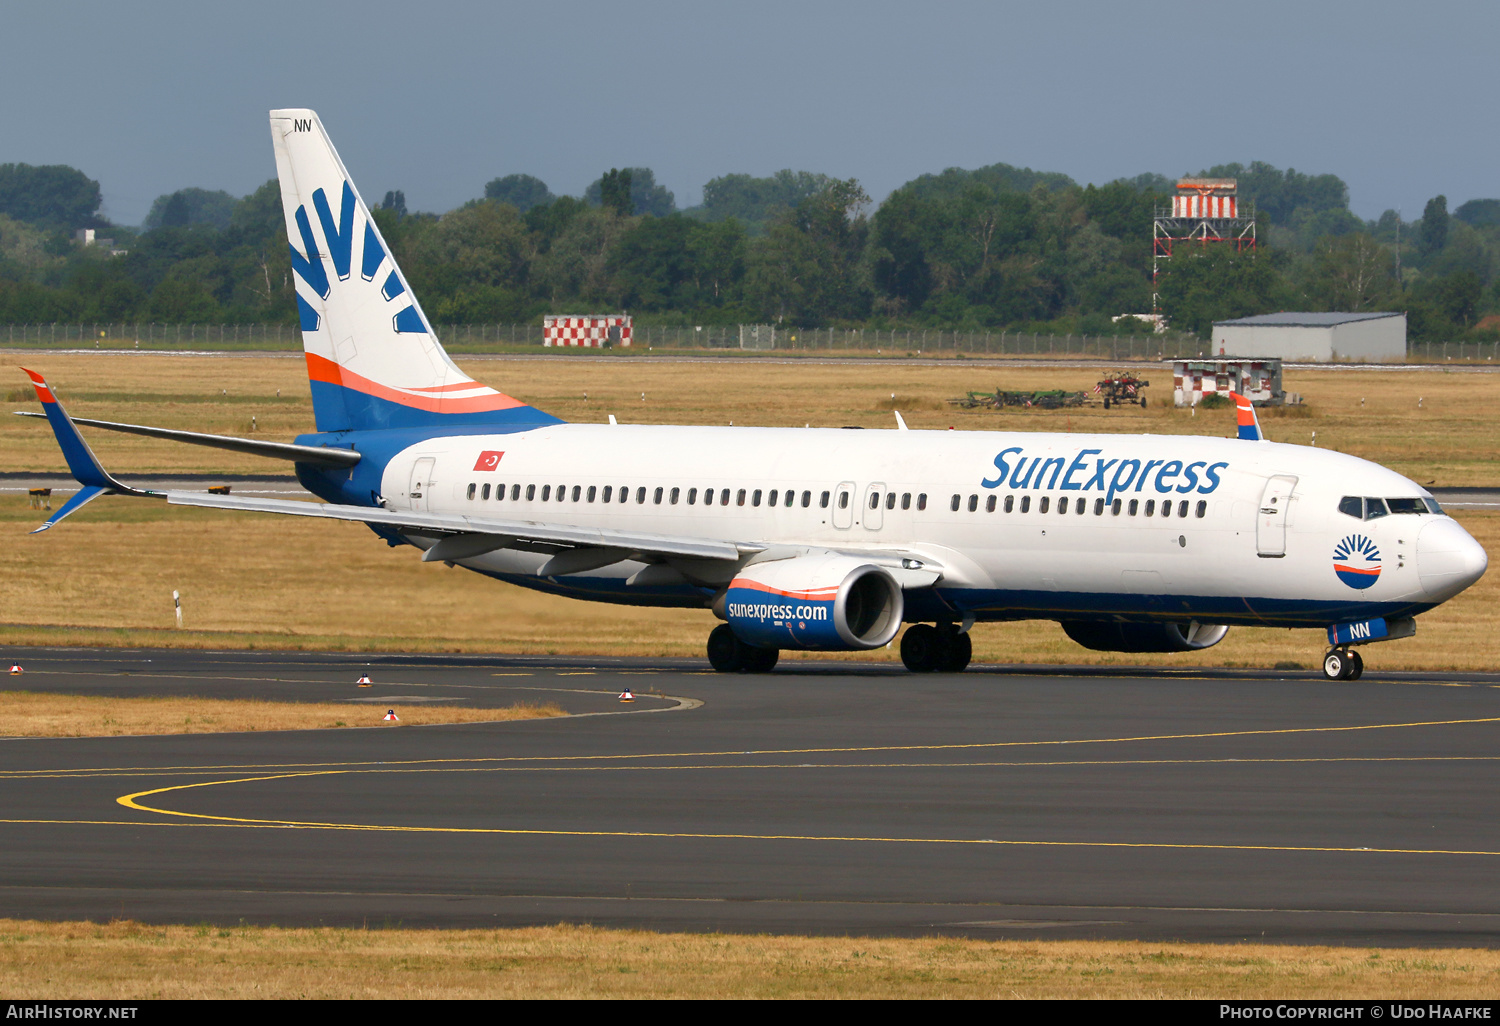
1322 647 1364 681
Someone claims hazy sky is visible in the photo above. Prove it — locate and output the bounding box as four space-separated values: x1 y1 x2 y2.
5 1 1495 226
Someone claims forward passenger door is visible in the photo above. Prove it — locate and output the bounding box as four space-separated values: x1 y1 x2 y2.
1256 474 1298 557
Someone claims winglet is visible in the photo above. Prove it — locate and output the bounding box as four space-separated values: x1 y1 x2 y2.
1229 391 1264 441
20 368 158 531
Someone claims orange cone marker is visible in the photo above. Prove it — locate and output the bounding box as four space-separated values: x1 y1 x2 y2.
383 709 399 721
356 674 373 686
619 688 634 703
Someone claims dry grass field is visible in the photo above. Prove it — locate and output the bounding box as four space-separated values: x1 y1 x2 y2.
0 691 563 737
1 919 1496 999
0 353 1496 669
5 352 1500 482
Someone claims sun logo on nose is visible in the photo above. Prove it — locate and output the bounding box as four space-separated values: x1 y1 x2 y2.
1333 534 1381 590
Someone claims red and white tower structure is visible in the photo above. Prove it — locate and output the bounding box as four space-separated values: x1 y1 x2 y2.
1153 178 1256 310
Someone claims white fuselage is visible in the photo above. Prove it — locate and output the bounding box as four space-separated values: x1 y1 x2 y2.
375 423 1482 628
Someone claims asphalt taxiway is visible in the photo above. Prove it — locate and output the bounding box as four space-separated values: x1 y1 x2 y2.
3 647 1500 946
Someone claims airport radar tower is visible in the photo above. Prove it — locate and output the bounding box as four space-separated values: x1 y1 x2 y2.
1152 178 1256 310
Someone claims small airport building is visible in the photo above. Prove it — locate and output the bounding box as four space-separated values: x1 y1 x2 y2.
1209 312 1406 362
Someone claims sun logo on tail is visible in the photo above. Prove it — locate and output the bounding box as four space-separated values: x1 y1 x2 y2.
1333 534 1381 590
289 180 429 336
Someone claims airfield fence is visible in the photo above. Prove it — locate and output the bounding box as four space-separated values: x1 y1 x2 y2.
1 322 1496 363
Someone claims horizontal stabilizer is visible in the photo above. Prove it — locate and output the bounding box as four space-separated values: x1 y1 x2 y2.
13 411 360 466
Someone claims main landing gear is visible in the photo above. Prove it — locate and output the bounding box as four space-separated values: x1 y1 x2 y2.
1322 647 1364 681
900 623 973 673
706 624 779 673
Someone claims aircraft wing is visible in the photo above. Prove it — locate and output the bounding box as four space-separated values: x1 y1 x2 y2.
13 411 361 466
165 491 759 562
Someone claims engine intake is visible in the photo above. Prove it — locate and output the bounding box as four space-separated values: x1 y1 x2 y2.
1061 620 1229 653
723 554 904 651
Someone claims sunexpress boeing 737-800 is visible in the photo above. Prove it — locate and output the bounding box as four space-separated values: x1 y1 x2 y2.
18 110 1489 680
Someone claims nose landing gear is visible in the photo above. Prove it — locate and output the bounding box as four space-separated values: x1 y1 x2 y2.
1322 647 1364 681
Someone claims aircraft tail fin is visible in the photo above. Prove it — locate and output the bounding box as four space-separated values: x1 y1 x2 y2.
269 109 559 434
1230 392 1265 441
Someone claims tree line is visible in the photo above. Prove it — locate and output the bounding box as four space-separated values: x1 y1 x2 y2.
0 157 1495 341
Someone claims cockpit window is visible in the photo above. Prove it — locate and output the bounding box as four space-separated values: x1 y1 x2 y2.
1340 495 1442 520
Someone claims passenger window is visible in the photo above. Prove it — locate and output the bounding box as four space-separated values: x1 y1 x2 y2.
557 484 566 501
721 489 731 506
654 487 664 504
1058 496 1069 514
510 484 520 500
1160 499 1171 517
467 483 476 500
985 495 996 512
968 494 979 512
1145 499 1155 516
1338 496 1363 519
1075 499 1085 515
670 487 680 504
738 489 748 506
803 490 813 508
886 492 896 510
571 485 581 502
950 494 961 512
619 486 629 503
1019 495 1030 513
526 484 536 501
868 491 879 510
1195 500 1207 518
1127 499 1137 516
587 485 596 502
636 487 647 504
1177 500 1189 517
785 490 795 508
901 493 911 510
1004 495 1014 513
687 488 696 505
541 485 551 501
1039 496 1050 514
602 485 612 502
837 490 849 509
1112 499 1122 516
1094 498 1105 515
917 493 927 511
754 489 763 507
767 489 778 506
481 483 490 500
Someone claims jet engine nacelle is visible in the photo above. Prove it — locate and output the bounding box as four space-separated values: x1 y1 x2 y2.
1061 620 1230 653
723 554 904 651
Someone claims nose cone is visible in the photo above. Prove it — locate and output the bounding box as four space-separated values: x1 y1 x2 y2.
1417 518 1488 600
